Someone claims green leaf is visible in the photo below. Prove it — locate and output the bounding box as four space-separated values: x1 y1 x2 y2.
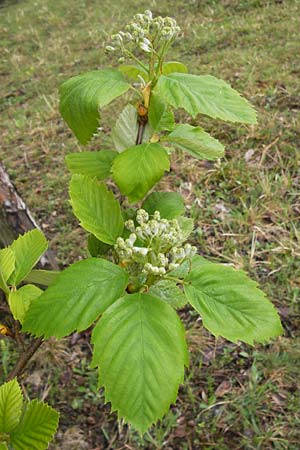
184 263 283 345
142 191 185 219
0 248 15 293
112 104 152 152
69 174 123 245
0 248 15 283
24 269 59 287
0 379 23 433
112 143 170 203
162 124 224 160
9 285 42 324
149 280 187 309
161 61 188 76
119 64 148 81
148 92 175 132
8 230 48 286
155 73 257 124
65 150 117 179
87 234 111 257
91 293 188 433
0 443 8 449
10 399 59 450
23 258 128 339
59 69 130 144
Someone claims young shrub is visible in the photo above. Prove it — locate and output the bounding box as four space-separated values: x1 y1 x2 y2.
0 10 283 436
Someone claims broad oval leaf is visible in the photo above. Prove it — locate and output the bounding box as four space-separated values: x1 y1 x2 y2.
112 143 170 203
163 124 224 160
0 379 23 433
8 230 48 287
10 400 59 450
23 258 128 339
112 104 152 152
148 92 175 132
184 263 283 345
149 280 187 309
91 293 188 433
59 69 130 144
142 191 185 219
69 174 124 245
65 150 117 179
155 73 257 124
9 285 42 324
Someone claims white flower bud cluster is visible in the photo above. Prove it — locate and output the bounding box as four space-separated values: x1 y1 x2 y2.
105 10 181 59
114 209 196 281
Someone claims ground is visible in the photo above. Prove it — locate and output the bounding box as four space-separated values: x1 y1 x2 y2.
0 0 299 449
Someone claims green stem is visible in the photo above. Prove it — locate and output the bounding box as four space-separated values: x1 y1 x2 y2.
125 50 148 73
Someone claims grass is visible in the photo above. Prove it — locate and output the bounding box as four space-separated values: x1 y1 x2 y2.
0 0 300 448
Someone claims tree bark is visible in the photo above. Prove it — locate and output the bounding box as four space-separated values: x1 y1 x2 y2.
0 162 58 269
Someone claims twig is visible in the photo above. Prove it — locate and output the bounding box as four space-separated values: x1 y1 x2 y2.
7 337 43 381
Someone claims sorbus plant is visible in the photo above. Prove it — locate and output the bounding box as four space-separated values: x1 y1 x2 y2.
0 11 282 438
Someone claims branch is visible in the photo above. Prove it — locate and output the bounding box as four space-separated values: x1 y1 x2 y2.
136 121 146 145
7 337 43 381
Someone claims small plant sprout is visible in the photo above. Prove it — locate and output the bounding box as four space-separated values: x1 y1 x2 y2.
1 10 283 437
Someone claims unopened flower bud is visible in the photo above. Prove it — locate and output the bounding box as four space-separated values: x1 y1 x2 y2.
125 219 135 232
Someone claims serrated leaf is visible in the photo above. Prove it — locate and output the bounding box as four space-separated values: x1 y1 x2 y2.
59 69 130 144
148 92 175 132
69 174 123 245
24 269 59 287
10 399 59 450
149 280 187 309
87 234 111 257
163 124 224 160
184 263 283 345
142 191 185 219
112 104 152 152
0 248 15 293
155 73 257 124
9 285 42 324
112 143 170 203
91 293 188 433
23 258 128 339
0 379 23 433
65 150 117 179
8 230 48 286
